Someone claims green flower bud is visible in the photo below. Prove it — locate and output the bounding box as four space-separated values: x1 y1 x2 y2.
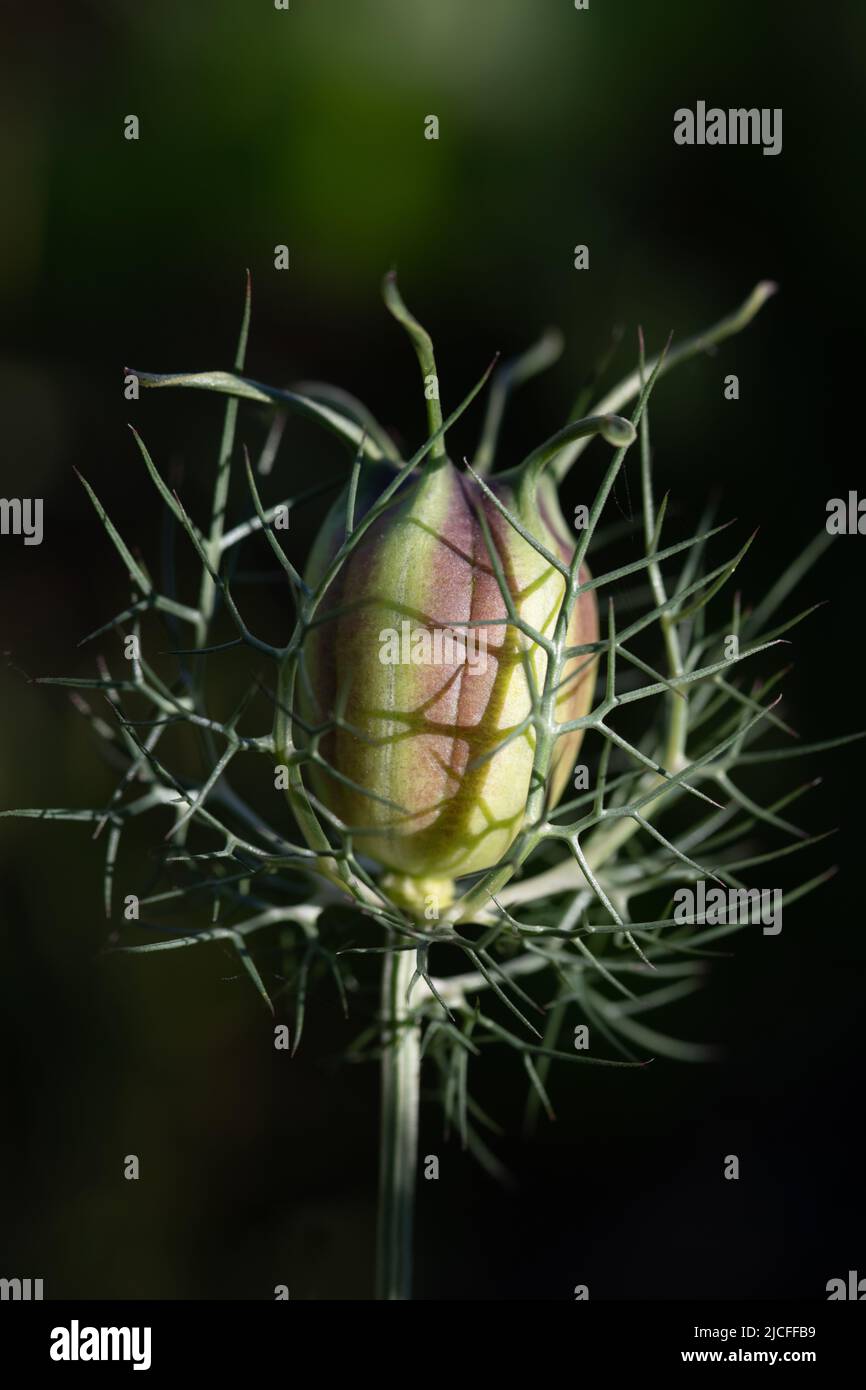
293 453 599 887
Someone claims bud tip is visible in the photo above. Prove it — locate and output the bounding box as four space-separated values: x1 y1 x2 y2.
600 414 637 448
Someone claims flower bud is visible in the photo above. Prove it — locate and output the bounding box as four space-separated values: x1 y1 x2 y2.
293 453 598 887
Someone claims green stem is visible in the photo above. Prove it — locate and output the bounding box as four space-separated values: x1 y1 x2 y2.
382 272 445 462
195 274 252 672
376 940 421 1301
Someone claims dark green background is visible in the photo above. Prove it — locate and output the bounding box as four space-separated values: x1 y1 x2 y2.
1 0 863 1299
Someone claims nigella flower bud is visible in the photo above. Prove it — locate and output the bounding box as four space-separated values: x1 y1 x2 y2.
294 452 602 887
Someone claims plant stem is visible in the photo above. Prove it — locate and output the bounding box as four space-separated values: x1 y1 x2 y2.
382 272 445 461
376 940 421 1300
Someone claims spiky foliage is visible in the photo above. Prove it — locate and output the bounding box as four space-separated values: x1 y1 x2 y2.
6 275 861 1298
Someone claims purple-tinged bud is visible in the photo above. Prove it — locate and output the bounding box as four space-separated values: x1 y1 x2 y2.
294 454 599 886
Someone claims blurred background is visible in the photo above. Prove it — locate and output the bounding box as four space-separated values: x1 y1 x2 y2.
1 0 864 1299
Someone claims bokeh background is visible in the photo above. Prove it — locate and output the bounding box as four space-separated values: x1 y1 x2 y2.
1 0 864 1299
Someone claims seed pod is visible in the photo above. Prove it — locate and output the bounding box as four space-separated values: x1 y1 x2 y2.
294 454 599 884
